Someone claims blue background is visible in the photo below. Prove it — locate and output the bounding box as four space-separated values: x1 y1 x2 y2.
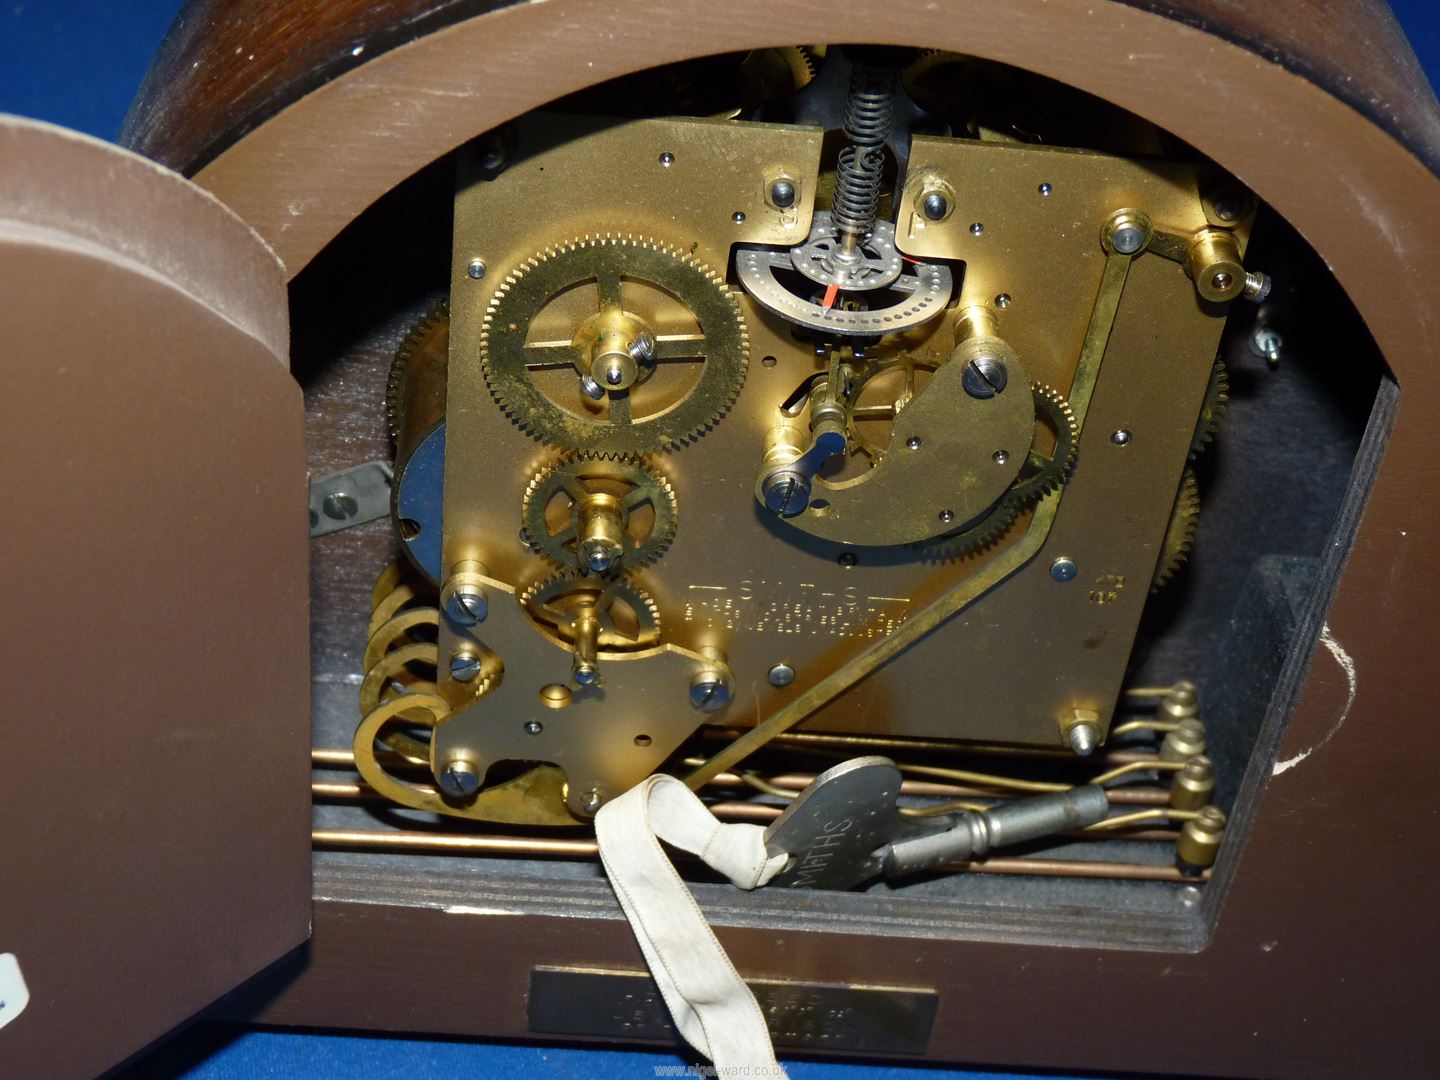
3 3 1436 1077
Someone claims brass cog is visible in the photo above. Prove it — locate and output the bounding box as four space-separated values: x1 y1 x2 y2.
387 300 449 442
796 45 824 77
1013 384 1079 502
523 456 678 574
519 574 662 654
920 383 1078 560
738 46 818 107
481 234 748 455
1152 467 1200 592
918 497 1023 561
1189 359 1229 459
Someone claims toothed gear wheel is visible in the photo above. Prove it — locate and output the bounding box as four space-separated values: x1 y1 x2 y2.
918 498 1023 561
920 383 1078 560
1152 467 1200 592
764 45 818 86
519 575 662 653
1189 359 1229 459
386 300 449 442
1012 384 1079 502
739 46 818 104
523 456 678 573
481 235 748 455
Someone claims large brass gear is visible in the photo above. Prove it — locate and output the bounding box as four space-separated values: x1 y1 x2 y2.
1010 384 1079 502
481 234 749 455
919 383 1078 560
386 300 449 443
519 574 662 654
1151 467 1201 592
1189 359 1229 459
522 456 678 573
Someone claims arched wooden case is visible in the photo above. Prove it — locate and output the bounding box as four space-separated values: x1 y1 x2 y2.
5 2 1439 1076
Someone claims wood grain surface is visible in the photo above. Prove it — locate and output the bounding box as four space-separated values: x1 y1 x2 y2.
122 0 1440 178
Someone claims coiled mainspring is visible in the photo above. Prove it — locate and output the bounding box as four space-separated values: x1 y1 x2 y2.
832 64 898 242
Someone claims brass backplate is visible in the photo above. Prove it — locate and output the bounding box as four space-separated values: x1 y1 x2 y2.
436 114 1242 808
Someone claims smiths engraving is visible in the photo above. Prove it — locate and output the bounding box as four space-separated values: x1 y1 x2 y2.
683 580 910 638
785 815 855 889
529 968 937 1054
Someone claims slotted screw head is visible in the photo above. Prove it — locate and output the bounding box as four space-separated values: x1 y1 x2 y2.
439 757 480 798
962 356 1008 399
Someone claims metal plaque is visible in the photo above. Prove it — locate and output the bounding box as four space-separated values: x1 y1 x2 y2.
528 967 937 1054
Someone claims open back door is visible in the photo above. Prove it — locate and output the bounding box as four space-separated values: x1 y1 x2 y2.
0 116 310 1078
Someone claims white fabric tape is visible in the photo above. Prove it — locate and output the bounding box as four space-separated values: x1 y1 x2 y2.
595 774 789 1077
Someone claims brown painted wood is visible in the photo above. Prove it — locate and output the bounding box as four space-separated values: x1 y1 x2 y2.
1138 0 1440 166
0 118 312 1078
114 1 1440 1076
120 0 1440 180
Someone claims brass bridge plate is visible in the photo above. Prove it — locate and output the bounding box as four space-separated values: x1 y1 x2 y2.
528 967 938 1055
439 114 1247 783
